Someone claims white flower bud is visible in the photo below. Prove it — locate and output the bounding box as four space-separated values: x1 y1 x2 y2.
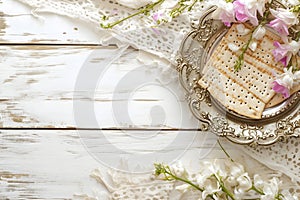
228 43 241 52
249 41 257 51
236 24 250 35
253 25 266 40
289 40 300 55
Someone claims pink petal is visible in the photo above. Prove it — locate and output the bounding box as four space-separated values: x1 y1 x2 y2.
272 81 290 98
279 56 288 66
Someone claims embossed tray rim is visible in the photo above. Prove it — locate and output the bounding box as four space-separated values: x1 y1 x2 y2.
176 5 300 146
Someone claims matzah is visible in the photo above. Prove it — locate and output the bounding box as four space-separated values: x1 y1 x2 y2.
199 67 265 119
199 24 286 119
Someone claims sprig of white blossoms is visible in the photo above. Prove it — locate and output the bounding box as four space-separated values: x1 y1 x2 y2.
101 0 204 28
154 159 299 200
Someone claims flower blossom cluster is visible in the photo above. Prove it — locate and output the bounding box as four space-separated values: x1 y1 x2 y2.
154 159 298 200
213 0 300 98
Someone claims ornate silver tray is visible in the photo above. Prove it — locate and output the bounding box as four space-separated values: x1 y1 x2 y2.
176 6 300 146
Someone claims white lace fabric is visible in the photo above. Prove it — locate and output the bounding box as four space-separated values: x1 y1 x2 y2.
18 0 212 62
15 0 300 198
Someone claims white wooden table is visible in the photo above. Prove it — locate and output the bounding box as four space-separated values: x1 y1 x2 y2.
0 1 296 199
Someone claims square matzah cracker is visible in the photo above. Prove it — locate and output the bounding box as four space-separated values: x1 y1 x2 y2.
199 24 285 119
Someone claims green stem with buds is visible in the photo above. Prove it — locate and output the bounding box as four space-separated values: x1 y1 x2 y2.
233 7 271 71
101 0 165 29
154 163 218 200
154 163 204 191
101 0 205 29
233 32 253 72
169 0 203 19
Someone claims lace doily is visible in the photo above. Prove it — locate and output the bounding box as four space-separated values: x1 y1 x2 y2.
15 0 300 198
73 152 298 199
242 138 300 190
16 0 213 63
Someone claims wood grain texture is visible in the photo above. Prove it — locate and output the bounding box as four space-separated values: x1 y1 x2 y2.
0 45 199 129
0 129 296 199
0 129 219 199
0 0 102 44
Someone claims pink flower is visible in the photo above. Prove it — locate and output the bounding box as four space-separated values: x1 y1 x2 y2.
270 8 299 25
272 80 290 98
234 1 249 22
273 40 300 66
233 0 259 26
269 8 299 36
273 41 290 66
220 10 235 27
272 67 300 98
211 1 236 27
152 13 162 22
269 19 289 36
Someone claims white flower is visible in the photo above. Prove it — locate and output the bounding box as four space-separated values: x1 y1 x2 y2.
235 0 268 25
196 161 214 187
224 160 245 187
201 179 222 200
253 174 264 189
289 40 300 55
208 159 228 178
211 0 236 27
261 177 282 200
281 190 299 200
233 173 252 199
253 0 269 16
270 8 299 26
275 67 300 89
237 173 252 190
253 25 266 40
228 161 245 178
171 161 186 177
236 24 251 35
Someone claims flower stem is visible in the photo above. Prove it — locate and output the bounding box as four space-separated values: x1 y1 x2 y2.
250 185 264 195
154 163 218 200
233 7 270 72
101 0 165 29
154 163 204 192
165 171 204 192
217 140 234 162
234 32 253 72
170 0 203 18
214 174 236 200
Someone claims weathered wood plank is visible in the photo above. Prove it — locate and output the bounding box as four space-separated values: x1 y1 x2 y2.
0 129 219 199
0 0 102 44
0 130 297 199
0 45 199 129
